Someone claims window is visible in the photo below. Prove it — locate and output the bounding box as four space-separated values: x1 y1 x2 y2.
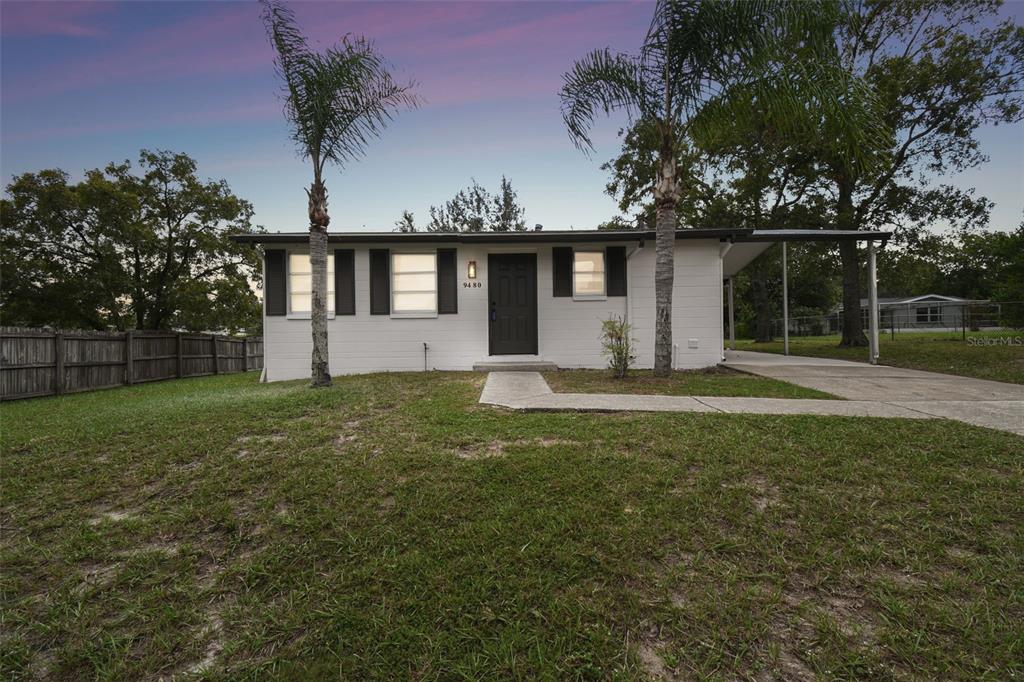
573 251 605 297
916 306 941 324
392 252 437 315
288 253 334 315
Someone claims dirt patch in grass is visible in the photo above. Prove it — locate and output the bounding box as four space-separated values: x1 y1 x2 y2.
377 496 396 516
761 582 881 675
821 594 878 645
236 433 287 444
119 539 181 558
946 546 980 561
455 441 508 459
179 613 224 677
74 563 120 595
637 634 675 680
454 437 582 459
88 509 138 526
747 474 781 513
873 565 927 589
334 433 358 447
721 473 781 513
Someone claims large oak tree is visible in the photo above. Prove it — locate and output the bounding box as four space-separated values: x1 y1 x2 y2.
0 150 261 333
825 0 1023 345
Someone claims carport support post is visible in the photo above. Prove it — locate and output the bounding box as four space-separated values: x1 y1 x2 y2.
727 277 736 351
782 242 789 356
867 240 880 365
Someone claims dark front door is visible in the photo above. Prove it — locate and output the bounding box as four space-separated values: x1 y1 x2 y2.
488 253 538 355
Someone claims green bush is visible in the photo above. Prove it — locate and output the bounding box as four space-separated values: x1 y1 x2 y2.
600 316 637 379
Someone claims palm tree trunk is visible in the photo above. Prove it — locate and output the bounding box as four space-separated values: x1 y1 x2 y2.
653 196 676 378
308 179 332 387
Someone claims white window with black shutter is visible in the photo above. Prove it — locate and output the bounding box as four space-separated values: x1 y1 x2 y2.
287 253 335 317
572 250 605 299
391 252 438 317
552 246 627 299
368 248 458 318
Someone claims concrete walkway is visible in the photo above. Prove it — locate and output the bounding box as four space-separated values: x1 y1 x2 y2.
479 372 937 420
479 355 1024 436
723 350 1024 435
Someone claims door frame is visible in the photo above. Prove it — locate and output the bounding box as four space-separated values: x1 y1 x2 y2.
487 252 539 356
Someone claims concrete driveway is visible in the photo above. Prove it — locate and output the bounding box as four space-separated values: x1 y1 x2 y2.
723 350 1024 436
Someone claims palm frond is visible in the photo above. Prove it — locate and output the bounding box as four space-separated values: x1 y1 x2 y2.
261 1 314 134
260 1 419 174
559 49 655 152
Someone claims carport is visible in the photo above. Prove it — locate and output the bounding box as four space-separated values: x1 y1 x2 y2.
720 230 891 364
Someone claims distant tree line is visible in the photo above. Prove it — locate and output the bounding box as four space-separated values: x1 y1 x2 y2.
395 176 527 233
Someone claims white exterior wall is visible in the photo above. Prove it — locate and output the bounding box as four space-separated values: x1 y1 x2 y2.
627 240 725 370
262 239 724 381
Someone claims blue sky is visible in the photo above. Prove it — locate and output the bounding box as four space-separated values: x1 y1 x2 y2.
2 0 1022 234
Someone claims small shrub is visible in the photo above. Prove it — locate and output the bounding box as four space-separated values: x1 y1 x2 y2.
600 315 637 379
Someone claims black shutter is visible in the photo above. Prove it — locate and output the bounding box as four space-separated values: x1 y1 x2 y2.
334 249 355 315
552 247 572 297
369 249 390 315
438 248 458 314
264 249 286 316
606 246 627 297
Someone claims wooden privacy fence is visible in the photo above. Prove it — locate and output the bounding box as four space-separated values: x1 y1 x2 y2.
0 327 263 401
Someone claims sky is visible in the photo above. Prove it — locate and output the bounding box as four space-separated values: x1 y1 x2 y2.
1 0 1022 235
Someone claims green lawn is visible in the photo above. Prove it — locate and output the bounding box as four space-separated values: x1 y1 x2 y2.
2 373 1022 680
734 330 1024 384
543 367 837 399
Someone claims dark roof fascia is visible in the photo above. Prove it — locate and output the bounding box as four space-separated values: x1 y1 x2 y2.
738 229 891 243
229 228 754 246
231 228 892 246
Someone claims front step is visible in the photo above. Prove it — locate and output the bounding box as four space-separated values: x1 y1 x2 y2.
473 361 558 372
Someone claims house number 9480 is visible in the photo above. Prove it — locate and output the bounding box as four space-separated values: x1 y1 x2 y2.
463 282 483 288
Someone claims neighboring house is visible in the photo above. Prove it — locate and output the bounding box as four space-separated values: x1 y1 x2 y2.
232 228 887 381
835 294 993 331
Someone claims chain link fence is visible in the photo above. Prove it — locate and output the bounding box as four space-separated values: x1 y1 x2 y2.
771 301 1024 338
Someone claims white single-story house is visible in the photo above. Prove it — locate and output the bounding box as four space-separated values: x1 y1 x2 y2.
232 228 889 381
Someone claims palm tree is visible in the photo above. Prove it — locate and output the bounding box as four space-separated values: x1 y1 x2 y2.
561 0 883 376
261 0 418 387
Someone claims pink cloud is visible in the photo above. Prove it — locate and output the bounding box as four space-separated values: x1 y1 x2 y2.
448 2 645 51
4 0 650 110
1 1 115 37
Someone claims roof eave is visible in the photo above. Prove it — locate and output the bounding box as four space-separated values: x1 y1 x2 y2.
738 229 892 242
230 228 892 246
229 228 755 245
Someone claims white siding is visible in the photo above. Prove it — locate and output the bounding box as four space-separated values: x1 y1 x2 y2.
262 239 725 381
626 240 724 370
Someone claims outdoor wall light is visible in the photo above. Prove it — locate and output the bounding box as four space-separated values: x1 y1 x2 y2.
467 260 477 279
